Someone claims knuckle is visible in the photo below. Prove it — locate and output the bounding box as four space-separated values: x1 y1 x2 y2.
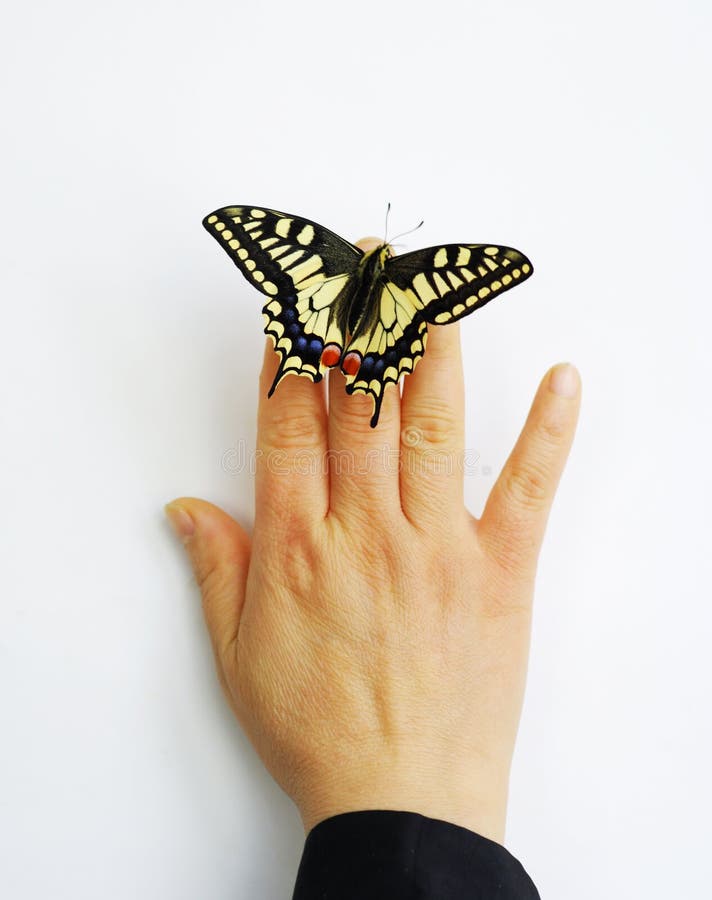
503 461 550 510
336 392 394 434
533 415 566 447
260 513 320 559
261 406 323 450
406 401 462 450
481 587 532 621
195 558 223 596
483 526 538 577
256 489 316 539
477 509 538 580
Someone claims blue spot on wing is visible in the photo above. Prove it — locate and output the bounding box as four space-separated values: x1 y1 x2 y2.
262 294 327 394
308 338 324 355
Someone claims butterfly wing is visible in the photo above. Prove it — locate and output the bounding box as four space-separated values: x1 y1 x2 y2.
203 206 362 392
342 243 533 426
386 243 533 324
340 279 429 427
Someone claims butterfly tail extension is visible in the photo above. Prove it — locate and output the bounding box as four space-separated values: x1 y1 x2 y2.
370 391 386 429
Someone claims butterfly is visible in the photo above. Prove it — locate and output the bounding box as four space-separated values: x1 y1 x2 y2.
203 206 533 427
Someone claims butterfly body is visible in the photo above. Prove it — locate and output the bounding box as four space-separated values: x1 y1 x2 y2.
203 206 533 427
346 244 392 336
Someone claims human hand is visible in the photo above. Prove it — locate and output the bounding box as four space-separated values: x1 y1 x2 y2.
165 237 581 842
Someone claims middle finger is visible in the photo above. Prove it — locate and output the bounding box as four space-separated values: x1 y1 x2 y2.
327 237 402 519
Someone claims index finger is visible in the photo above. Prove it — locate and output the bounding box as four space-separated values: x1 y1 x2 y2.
255 339 329 525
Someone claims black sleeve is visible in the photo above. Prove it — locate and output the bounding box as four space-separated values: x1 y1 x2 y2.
291 809 540 899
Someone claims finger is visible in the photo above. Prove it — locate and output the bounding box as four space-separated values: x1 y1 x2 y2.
478 363 581 576
256 339 329 523
399 322 465 525
353 236 382 253
327 237 401 519
165 497 251 666
327 365 401 518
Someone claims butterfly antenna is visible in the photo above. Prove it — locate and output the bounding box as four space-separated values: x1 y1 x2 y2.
389 219 425 244
383 202 392 244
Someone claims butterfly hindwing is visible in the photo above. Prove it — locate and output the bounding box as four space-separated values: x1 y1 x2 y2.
203 206 362 391
341 279 428 426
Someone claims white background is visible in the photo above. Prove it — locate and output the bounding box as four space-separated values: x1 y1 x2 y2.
1 1 710 897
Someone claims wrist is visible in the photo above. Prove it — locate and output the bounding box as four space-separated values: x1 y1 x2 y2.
293 755 510 842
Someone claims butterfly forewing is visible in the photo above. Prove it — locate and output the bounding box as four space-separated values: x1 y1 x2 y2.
385 244 533 324
203 206 362 390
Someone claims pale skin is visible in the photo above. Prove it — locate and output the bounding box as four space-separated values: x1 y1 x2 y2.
165 237 581 843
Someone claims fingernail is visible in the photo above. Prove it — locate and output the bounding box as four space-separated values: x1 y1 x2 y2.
549 363 580 398
164 502 195 542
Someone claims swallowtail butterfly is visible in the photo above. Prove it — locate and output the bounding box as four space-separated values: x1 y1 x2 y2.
203 206 533 427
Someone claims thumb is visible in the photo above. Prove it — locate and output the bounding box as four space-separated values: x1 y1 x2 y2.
478 363 581 575
165 497 251 662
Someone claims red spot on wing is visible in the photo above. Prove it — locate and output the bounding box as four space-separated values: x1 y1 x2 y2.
341 351 362 376
321 344 342 367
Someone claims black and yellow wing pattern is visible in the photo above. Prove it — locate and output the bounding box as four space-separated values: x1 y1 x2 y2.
203 206 362 395
340 244 532 425
203 206 533 426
